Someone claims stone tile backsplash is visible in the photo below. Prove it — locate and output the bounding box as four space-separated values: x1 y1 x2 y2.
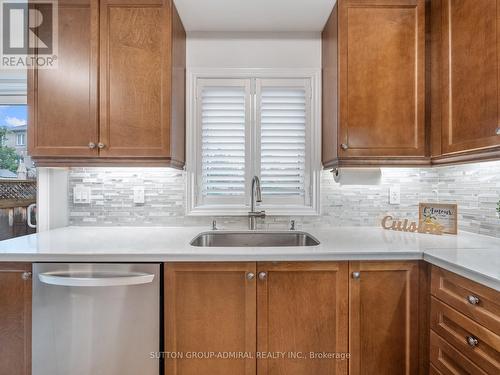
68 161 500 237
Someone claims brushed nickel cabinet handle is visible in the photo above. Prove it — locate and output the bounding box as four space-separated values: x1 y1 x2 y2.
341 143 349 150
466 335 479 348
467 295 480 305
496 127 500 135
88 142 96 149
97 143 105 149
258 272 267 281
352 271 360 279
246 272 255 281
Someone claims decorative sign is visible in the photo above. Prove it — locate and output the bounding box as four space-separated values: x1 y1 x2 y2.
381 216 444 236
419 203 458 235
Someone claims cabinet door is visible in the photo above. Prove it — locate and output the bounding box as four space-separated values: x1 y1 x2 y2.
349 261 419 375
438 0 500 155
257 262 349 375
165 263 256 375
0 263 31 375
338 0 426 158
28 0 99 157
99 0 173 157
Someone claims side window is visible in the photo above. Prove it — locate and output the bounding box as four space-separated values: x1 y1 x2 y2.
0 70 36 240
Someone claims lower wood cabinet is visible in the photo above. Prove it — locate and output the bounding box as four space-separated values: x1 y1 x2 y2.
430 330 488 375
256 262 348 375
349 261 420 375
429 266 500 375
431 297 500 374
165 261 421 375
165 262 257 375
0 263 32 375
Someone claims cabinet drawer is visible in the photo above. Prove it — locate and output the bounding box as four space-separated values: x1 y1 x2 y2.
429 363 441 375
431 297 500 374
431 266 500 335
430 331 488 375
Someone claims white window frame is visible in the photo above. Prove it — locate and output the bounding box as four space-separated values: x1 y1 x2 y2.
186 68 321 216
16 132 25 145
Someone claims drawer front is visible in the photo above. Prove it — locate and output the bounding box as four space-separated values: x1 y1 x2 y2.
431 266 500 335
431 297 500 374
429 363 441 375
430 331 488 375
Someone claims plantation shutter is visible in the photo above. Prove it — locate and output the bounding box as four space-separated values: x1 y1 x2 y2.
198 79 250 204
0 70 27 104
257 79 310 204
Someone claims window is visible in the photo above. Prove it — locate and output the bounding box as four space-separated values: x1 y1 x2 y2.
187 70 320 215
16 133 25 146
0 70 36 240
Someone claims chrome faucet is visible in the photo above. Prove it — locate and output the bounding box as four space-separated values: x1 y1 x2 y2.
248 176 265 230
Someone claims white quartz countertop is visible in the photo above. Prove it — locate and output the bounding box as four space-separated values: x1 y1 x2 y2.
0 226 499 290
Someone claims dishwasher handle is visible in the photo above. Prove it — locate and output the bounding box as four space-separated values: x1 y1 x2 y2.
38 271 155 287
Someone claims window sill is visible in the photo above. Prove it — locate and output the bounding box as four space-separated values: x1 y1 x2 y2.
187 204 320 217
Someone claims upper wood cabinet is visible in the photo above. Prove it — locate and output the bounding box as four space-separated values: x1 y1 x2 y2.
28 0 186 168
0 263 31 375
28 0 99 158
257 262 348 375
322 0 428 168
431 0 500 164
349 261 421 375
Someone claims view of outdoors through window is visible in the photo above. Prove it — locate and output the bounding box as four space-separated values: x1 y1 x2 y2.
0 105 34 178
0 84 37 240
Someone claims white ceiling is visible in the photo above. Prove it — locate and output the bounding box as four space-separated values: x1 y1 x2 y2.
174 0 337 32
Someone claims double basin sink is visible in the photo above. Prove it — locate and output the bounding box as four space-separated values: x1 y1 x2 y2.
190 231 320 247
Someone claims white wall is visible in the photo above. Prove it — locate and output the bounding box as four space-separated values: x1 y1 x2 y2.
37 168 69 232
187 32 321 69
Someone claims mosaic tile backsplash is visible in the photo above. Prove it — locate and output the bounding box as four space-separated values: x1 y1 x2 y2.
68 161 500 237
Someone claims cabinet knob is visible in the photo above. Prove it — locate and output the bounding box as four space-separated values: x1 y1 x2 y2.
352 271 360 279
88 142 96 149
21 272 32 281
467 295 480 305
97 143 105 149
246 272 255 281
258 272 267 281
341 143 349 151
496 127 500 136
466 335 479 348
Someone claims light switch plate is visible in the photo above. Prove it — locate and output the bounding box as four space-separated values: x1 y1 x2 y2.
389 185 401 205
73 185 91 204
133 186 145 204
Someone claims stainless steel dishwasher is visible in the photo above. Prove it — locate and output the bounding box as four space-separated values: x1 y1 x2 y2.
32 263 160 375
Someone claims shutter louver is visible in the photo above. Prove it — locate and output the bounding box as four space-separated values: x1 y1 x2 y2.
0 71 27 104
260 86 306 197
201 86 246 197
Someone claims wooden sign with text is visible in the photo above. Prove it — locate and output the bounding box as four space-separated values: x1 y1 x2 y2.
381 215 445 235
419 203 458 235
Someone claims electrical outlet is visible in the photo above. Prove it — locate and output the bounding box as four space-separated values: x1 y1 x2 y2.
133 186 145 204
389 185 401 205
73 185 91 204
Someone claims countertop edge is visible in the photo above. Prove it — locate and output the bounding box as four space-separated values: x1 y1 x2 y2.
0 251 424 263
4 251 497 291
423 253 500 292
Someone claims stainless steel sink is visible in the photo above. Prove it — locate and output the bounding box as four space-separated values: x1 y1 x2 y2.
190 231 320 247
